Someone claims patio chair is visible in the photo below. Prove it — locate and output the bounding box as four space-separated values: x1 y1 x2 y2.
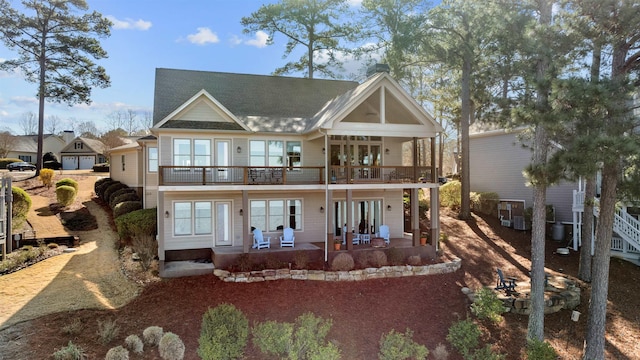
252 228 271 249
342 226 361 245
379 225 390 244
279 227 295 248
495 268 517 295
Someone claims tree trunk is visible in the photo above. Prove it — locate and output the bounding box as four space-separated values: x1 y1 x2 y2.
36 32 48 176
583 163 618 359
578 175 595 282
458 49 471 220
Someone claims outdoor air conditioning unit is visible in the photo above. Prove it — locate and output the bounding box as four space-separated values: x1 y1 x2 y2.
513 216 527 230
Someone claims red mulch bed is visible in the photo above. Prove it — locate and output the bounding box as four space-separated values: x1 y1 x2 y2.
4 209 640 360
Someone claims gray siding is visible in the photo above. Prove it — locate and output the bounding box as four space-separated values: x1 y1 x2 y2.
470 130 576 223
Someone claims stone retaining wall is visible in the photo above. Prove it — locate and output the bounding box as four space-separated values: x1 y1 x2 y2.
213 257 462 283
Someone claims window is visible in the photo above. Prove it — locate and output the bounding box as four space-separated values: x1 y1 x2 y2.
121 155 125 171
194 139 211 166
173 139 211 167
18 155 32 162
148 147 158 172
173 201 212 236
74 142 83 150
250 199 302 231
173 139 191 166
249 140 301 168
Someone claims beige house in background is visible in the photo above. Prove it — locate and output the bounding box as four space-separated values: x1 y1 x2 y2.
6 134 67 163
60 137 107 170
108 134 158 208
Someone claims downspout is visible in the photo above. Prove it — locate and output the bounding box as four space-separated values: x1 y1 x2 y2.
320 130 329 263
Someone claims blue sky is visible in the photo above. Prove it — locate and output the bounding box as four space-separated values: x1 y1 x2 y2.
0 0 367 135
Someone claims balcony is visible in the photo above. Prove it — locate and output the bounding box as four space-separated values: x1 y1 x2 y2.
158 165 434 186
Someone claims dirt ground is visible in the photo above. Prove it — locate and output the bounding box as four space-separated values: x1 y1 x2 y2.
1 175 639 359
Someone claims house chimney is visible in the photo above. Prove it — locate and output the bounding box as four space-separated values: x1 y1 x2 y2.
366 63 390 78
62 130 75 144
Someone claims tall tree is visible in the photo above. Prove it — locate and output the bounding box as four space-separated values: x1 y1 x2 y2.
45 114 60 135
241 0 356 79
0 129 17 158
0 0 111 174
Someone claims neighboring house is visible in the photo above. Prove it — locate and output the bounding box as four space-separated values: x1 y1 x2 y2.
130 67 444 270
6 134 66 163
60 137 107 170
470 128 640 264
108 135 158 208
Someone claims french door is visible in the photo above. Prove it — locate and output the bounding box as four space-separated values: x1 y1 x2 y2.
333 199 382 236
215 140 230 181
214 201 232 246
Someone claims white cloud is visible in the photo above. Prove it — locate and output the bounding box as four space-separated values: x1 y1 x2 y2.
245 31 269 48
107 15 152 31
347 0 363 7
186 27 220 45
229 34 243 46
10 95 38 106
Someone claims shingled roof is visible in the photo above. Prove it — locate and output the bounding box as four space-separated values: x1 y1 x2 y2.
153 68 358 127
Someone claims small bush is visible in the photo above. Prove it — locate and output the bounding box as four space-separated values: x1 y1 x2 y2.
356 252 371 268
143 326 164 346
39 168 55 188
470 192 500 216
473 344 505 360
97 318 120 345
198 303 249 360
379 328 428 360
116 208 157 242
102 182 127 203
62 318 84 336
471 287 505 324
233 253 253 272
105 345 129 360
418 198 429 220
113 200 142 218
11 186 31 230
56 185 77 207
109 189 138 208
387 247 404 266
331 253 354 271
125 334 144 354
407 255 422 266
440 180 462 209
53 341 86 360
96 179 116 199
525 339 557 360
370 250 388 267
43 160 62 170
56 178 79 191
159 332 185 360
293 250 309 269
252 320 294 356
94 177 113 193
431 343 449 360
132 234 158 271
446 319 481 360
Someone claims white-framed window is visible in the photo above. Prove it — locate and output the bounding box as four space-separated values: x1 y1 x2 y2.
18 155 32 162
249 140 301 168
173 139 211 168
250 199 302 231
173 201 212 236
148 147 158 172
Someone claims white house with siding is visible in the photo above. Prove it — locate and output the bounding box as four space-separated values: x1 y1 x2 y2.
121 67 444 274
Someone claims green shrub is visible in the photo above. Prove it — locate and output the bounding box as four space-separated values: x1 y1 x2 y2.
446 319 481 360
418 198 429 220
526 339 557 360
103 182 127 203
125 334 144 354
105 345 129 360
111 193 140 210
109 188 138 208
471 287 505 324
379 328 428 360
56 185 77 207
331 252 354 271
52 341 86 360
0 158 23 169
56 178 79 191
96 179 115 199
473 344 505 360
386 247 404 266
94 177 112 193
62 318 84 336
470 192 500 216
159 332 185 360
252 312 339 360
39 168 55 188
132 233 158 270
252 320 294 356
11 186 31 230
97 318 120 345
440 180 461 209
113 200 142 218
198 303 249 360
143 326 164 346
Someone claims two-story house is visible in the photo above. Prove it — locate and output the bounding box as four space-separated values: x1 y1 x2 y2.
123 67 443 272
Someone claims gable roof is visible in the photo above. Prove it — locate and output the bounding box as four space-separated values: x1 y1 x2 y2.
153 68 358 127
60 137 107 154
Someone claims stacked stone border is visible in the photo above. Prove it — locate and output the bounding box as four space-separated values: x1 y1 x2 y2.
213 257 461 282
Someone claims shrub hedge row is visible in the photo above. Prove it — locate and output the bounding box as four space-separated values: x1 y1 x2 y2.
94 178 142 219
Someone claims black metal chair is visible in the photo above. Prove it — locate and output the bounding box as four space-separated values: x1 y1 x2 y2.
495 268 517 295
